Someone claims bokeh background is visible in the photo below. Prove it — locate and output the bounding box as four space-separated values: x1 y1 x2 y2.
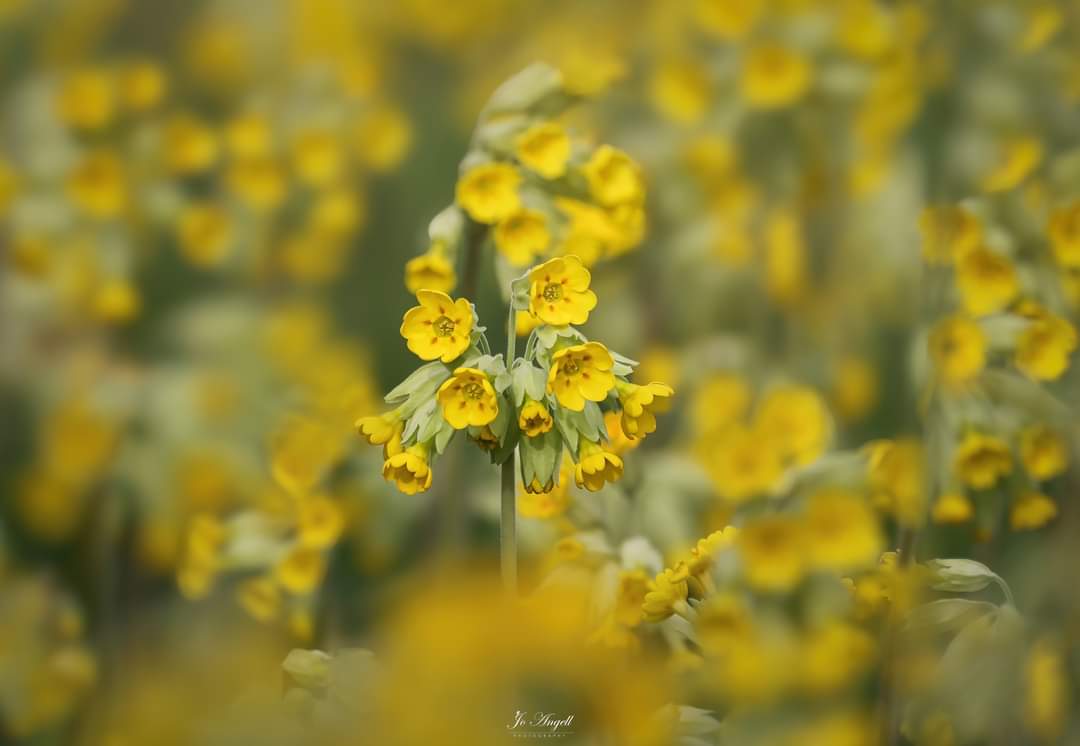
2 1 1080 744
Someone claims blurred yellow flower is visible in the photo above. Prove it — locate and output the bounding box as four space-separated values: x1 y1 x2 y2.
981 136 1042 193
763 207 807 306
437 367 498 429
705 424 784 502
404 243 457 294
740 44 812 109
270 416 342 495
528 255 597 326
582 145 644 207
292 130 344 188
226 157 287 211
1015 314 1077 381
954 431 1012 489
649 59 711 124
297 495 345 549
642 563 689 622
93 278 141 323
1025 639 1068 741
118 61 166 112
67 150 127 219
956 247 1018 316
1010 491 1057 530
695 0 762 40
931 492 974 524
738 515 806 592
547 342 615 411
832 356 879 422
400 289 473 363
455 162 520 223
929 316 986 386
56 69 114 131
353 105 412 171
805 489 883 571
919 205 982 264
615 380 674 439
754 385 830 466
1019 424 1067 480
494 208 549 265
574 438 623 491
515 121 570 179
225 113 273 159
1048 201 1080 268
177 204 232 268
237 576 281 622
275 547 327 595
164 114 219 175
692 373 750 437
518 398 553 437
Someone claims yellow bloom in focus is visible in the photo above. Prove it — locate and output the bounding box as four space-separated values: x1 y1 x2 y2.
177 204 232 267
456 162 521 224
642 563 689 622
931 492 974 524
981 136 1042 193
953 431 1012 489
400 289 473 363
574 439 623 492
582 145 645 207
382 441 433 494
1048 202 1080 268
685 526 738 576
518 398 553 437
494 208 549 266
603 410 639 455
738 515 806 592
1019 425 1067 480
515 121 570 179
696 0 762 40
740 44 812 109
437 367 498 429
929 316 986 386
547 342 615 411
67 151 127 219
920 205 982 264
163 115 219 175
805 489 883 572
1015 314 1077 381
705 424 784 502
57 69 114 130
356 410 402 446
528 255 597 326
275 547 327 595
1010 492 1057 531
956 247 1018 316
405 244 457 294
297 495 345 549
615 380 674 439
1024 639 1069 742
754 385 830 466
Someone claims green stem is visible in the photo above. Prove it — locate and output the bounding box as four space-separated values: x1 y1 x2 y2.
501 303 518 595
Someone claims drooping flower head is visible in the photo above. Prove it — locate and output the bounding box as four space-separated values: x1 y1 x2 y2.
547 342 615 411
615 380 675 439
515 121 571 179
404 243 457 294
355 409 402 446
400 290 474 363
929 316 986 386
455 162 521 224
382 442 433 495
528 255 598 326
574 439 623 492
518 398 553 437
437 367 499 430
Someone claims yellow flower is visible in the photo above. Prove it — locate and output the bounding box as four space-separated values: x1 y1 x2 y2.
867 439 925 526
931 492 974 524
642 563 689 622
981 136 1042 193
704 424 784 502
353 106 412 172
929 316 986 386
763 207 807 305
56 69 114 130
528 255 598 326
798 623 876 695
615 380 675 439
582 145 645 207
399 289 474 363
754 385 830 466
805 489 883 572
355 410 402 446
297 495 345 549
437 368 498 429
920 205 982 265
1019 425 1068 480
832 356 878 422
382 441 434 494
547 342 615 411
275 547 327 594
1010 492 1058 530
649 59 711 124
93 279 141 323
574 439 623 492
455 162 521 224
518 398 553 437
1025 639 1068 741
494 208 549 266
691 373 750 437
292 130 344 188
515 121 570 179
1015 314 1077 381
1048 201 1080 268
614 568 650 627
225 113 273 159
695 592 752 655
67 150 127 218
603 410 639 455
226 157 287 211
238 576 281 622
163 114 219 175
0 158 16 216
685 526 738 576
1017 3 1063 52
738 515 806 592
270 416 343 495
740 44 812 109
118 62 166 112
956 247 1018 316
954 431 1012 489
177 204 232 267
695 0 762 40
405 244 457 294
516 310 541 337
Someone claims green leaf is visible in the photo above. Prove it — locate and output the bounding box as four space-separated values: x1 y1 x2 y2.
582 401 606 438
384 362 451 405
416 401 447 444
402 398 437 443
510 361 547 405
554 407 579 455
905 598 998 634
510 274 532 311
925 558 998 594
610 350 639 377
434 420 456 454
519 429 562 487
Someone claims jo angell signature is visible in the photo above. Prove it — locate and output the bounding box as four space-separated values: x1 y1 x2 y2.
508 711 575 733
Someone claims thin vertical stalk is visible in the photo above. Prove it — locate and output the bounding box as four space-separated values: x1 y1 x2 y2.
501 303 517 595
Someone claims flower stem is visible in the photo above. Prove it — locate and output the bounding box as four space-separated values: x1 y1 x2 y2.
501 302 518 595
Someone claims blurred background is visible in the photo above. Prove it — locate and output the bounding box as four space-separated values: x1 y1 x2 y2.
2 1 1080 744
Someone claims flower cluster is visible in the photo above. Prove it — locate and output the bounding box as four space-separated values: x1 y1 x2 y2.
358 255 673 496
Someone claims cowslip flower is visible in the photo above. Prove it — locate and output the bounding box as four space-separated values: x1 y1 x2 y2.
920 205 983 265
518 398 553 437
574 438 623 491
740 44 812 109
404 243 456 294
737 515 806 592
582 145 645 207
494 208 549 266
400 289 474 363
615 380 675 439
547 342 615 411
1011 492 1058 530
1015 314 1077 381
804 489 883 572
929 316 986 386
382 442 433 494
642 563 690 622
931 493 974 524
515 121 570 179
956 247 1019 316
437 368 498 430
355 410 402 446
954 431 1012 489
528 255 597 326
1049 201 1080 267
1019 425 1068 480
455 162 521 224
